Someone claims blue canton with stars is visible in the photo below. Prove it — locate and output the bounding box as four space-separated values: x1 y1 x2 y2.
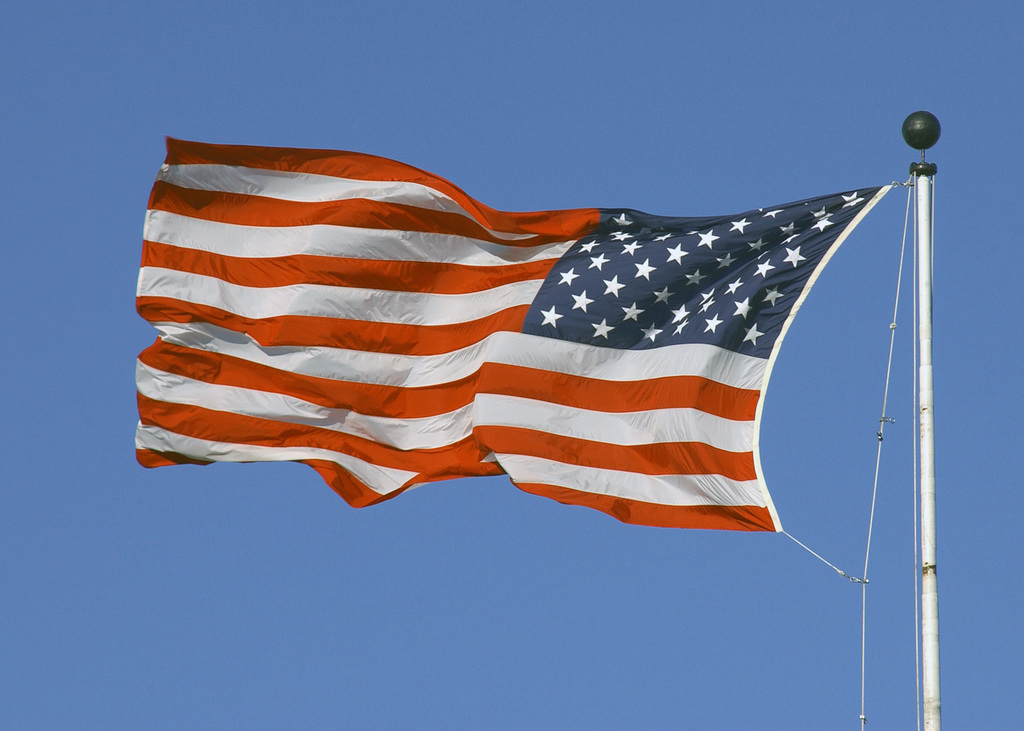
521 187 884 359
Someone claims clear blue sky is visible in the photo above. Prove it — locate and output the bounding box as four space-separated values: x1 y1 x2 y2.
3 1 1020 728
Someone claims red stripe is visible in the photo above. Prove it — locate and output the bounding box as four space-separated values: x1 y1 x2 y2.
139 439 771 529
150 181 591 247
474 426 756 481
136 297 529 355
142 240 557 294
512 481 776 531
304 459 505 508
163 138 600 238
139 340 758 421
301 459 406 507
136 448 210 467
478 364 758 421
137 394 498 482
135 447 443 509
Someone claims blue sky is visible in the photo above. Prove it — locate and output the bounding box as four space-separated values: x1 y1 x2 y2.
3 1 1021 727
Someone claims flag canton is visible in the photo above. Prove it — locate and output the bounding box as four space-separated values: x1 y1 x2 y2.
522 188 880 359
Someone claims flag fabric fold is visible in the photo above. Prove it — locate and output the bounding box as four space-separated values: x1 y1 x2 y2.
136 138 889 531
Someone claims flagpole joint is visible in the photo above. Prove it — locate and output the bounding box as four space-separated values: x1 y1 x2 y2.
910 161 937 177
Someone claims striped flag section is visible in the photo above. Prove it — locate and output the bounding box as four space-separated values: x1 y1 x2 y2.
137 138 888 531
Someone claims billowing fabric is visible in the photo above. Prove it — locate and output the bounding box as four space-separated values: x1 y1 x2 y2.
136 138 888 530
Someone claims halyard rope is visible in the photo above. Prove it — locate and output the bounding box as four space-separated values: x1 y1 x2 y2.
857 180 913 730
781 180 912 729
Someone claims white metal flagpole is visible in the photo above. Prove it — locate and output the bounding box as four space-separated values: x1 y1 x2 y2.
903 111 941 731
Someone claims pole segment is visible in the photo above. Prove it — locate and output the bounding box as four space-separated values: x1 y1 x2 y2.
903 111 941 731
916 169 940 731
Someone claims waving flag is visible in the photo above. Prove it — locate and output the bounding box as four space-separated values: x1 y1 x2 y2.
136 139 888 531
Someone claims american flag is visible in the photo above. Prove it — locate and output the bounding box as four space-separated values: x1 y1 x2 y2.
136 139 889 531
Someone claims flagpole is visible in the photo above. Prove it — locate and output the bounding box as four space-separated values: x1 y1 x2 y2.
903 111 941 731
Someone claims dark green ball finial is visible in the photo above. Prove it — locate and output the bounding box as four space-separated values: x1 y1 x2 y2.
902 111 941 151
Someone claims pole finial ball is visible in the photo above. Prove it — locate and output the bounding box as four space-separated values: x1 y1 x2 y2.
902 111 941 151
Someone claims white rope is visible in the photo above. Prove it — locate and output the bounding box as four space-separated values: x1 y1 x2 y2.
858 180 913 729
782 530 866 583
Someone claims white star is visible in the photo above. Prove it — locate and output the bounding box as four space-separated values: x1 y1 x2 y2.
571 291 594 312
700 297 716 313
671 304 690 323
726 277 744 294
812 215 834 232
783 246 806 267
621 302 644 321
540 306 562 327
716 252 736 269
811 207 829 219
763 209 783 218
763 288 782 305
842 192 864 208
642 324 663 342
603 275 625 297
700 288 715 302
592 318 614 339
748 237 767 251
654 233 672 241
779 222 796 236
611 231 632 241
686 269 706 286
666 244 687 264
654 286 671 303
783 233 799 244
622 241 642 256
674 319 689 334
579 241 599 253
589 253 609 271
634 258 656 279
698 230 720 248
755 260 776 278
743 323 764 344
730 218 750 233
612 213 633 226
559 268 579 286
704 314 723 333
733 297 751 318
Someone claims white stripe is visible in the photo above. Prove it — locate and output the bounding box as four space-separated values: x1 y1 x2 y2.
144 210 572 264
495 454 766 507
152 322 768 391
137 361 475 450
473 395 752 453
158 163 538 241
138 267 542 325
135 424 416 495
